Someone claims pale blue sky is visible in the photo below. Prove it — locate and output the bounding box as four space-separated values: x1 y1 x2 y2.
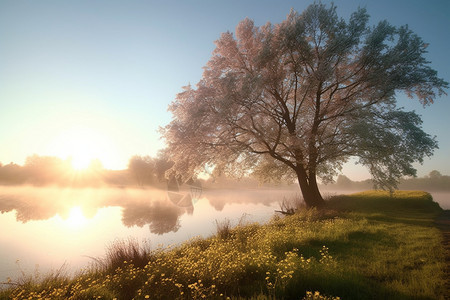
0 0 448 179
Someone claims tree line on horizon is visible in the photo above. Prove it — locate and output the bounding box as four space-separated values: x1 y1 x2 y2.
0 153 285 188
0 154 448 191
0 154 174 187
326 170 450 191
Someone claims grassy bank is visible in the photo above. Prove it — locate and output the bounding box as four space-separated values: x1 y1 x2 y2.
1 190 447 299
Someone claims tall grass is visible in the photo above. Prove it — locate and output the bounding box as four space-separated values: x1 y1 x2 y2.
90 238 153 273
277 193 305 214
1 190 446 299
215 218 232 240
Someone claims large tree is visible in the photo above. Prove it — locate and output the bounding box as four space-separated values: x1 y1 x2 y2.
162 3 447 207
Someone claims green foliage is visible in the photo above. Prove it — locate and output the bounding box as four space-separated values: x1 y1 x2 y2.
350 110 438 191
3 191 446 299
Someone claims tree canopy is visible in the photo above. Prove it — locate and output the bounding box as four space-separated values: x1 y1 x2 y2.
162 3 447 207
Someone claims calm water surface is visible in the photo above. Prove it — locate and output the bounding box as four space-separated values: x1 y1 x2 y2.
0 186 448 283
0 186 299 282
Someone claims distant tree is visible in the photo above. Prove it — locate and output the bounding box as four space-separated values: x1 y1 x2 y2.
398 170 450 191
162 3 447 207
24 154 71 185
336 175 353 188
428 170 442 179
0 162 26 185
128 155 155 187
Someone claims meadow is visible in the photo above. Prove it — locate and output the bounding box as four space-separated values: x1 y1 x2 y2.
0 190 447 299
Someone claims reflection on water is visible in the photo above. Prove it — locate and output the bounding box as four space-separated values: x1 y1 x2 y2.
66 207 88 228
0 186 448 283
122 200 190 234
0 186 295 282
0 187 196 235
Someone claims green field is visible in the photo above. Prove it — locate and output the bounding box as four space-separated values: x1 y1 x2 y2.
1 190 447 299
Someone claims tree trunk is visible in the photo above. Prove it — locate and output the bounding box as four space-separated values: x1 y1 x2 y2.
295 167 325 207
308 173 325 206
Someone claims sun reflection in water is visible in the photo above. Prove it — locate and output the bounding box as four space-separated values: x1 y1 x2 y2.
65 206 87 228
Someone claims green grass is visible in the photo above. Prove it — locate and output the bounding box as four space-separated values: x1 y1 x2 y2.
0 190 446 299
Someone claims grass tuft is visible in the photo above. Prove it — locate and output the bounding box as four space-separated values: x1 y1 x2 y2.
215 218 232 240
90 238 153 273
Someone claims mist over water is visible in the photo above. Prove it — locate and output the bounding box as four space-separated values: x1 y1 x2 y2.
428 192 450 210
0 186 296 282
1 185 448 284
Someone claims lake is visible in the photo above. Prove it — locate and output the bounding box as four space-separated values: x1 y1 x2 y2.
0 186 448 284
0 186 301 283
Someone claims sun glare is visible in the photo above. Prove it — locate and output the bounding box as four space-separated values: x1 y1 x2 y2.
48 126 121 170
66 206 87 228
70 148 97 170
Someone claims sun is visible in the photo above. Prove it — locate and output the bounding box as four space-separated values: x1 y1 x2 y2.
66 150 92 170
48 126 121 170
69 146 99 170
